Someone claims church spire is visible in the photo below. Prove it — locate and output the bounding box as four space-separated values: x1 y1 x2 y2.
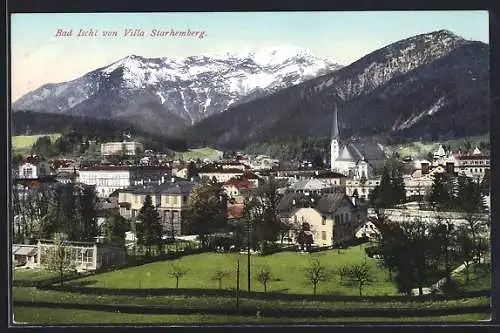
332 102 340 139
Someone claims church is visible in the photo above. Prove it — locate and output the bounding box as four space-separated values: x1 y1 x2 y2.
330 103 387 179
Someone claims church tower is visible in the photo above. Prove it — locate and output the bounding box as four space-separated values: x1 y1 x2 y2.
330 102 340 171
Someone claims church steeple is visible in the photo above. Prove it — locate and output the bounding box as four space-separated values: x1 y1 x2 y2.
330 102 341 171
332 102 340 139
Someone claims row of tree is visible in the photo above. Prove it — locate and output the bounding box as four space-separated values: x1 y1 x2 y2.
370 211 489 295
165 257 373 297
12 183 99 244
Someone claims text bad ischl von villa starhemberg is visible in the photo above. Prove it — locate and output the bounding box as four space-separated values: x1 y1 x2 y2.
54 28 207 39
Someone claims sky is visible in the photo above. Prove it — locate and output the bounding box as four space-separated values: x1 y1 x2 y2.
10 11 489 101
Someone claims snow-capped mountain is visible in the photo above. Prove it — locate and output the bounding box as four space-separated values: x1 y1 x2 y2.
12 45 342 134
184 30 489 147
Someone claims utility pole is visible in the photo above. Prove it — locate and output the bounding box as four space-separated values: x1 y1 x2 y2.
247 221 251 292
236 256 240 308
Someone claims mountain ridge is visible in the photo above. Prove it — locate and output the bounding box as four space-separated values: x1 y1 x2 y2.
13 46 342 135
181 30 489 148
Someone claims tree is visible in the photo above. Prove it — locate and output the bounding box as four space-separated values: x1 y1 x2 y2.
135 195 163 256
342 263 374 296
429 215 455 286
169 263 188 288
455 175 488 265
31 136 56 157
390 164 406 205
102 212 129 246
369 213 399 282
184 183 227 247
297 222 313 252
369 166 393 208
255 267 272 293
41 233 75 286
399 219 434 296
455 227 475 284
77 185 99 242
212 269 230 290
305 258 329 296
428 172 455 211
186 161 198 179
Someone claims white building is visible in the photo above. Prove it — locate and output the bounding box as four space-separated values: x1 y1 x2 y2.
330 102 386 178
101 141 144 157
37 239 126 272
78 166 170 197
278 190 364 247
453 149 490 181
18 155 54 179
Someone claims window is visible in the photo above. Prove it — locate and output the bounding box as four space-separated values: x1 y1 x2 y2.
322 216 326 225
322 231 327 240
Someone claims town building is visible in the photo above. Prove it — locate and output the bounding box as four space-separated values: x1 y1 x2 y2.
278 189 365 247
78 166 171 197
100 141 144 157
17 155 54 180
453 148 490 181
36 239 127 272
118 178 195 236
12 244 38 268
222 178 255 201
330 102 387 178
345 177 381 201
288 178 333 196
313 170 347 186
198 163 248 183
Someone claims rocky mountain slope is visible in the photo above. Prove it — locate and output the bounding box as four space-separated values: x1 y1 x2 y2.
12 46 342 135
183 30 489 148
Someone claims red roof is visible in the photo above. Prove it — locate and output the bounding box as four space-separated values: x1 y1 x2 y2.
227 203 245 219
22 155 44 165
224 178 254 190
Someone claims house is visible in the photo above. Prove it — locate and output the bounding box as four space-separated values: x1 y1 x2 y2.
313 170 346 186
453 149 490 181
355 221 380 240
278 189 363 247
100 141 144 157
37 239 126 272
345 177 381 201
222 178 254 200
17 155 54 180
330 103 387 177
118 178 195 236
198 164 246 183
174 167 189 179
78 165 171 198
288 178 333 196
12 244 38 268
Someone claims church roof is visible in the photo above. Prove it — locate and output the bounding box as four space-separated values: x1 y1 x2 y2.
335 141 386 169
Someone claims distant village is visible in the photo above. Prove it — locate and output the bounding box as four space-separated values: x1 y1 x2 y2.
11 106 490 272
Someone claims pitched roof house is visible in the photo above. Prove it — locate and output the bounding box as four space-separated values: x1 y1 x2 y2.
278 189 365 247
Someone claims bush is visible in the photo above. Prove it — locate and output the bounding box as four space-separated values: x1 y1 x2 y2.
365 246 382 258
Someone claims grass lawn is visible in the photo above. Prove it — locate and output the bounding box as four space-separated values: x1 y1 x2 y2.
12 287 490 310
12 306 491 325
12 133 62 154
174 147 222 161
13 269 60 282
391 134 489 158
67 245 399 296
454 263 491 292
